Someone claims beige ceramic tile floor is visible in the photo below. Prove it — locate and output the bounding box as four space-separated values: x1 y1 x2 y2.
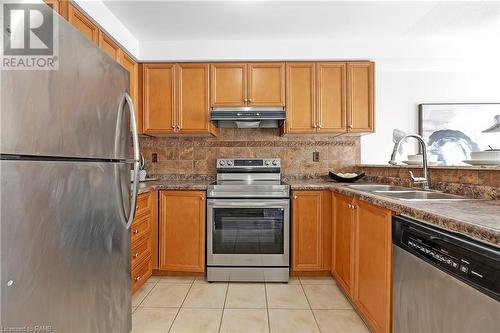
131 276 370 333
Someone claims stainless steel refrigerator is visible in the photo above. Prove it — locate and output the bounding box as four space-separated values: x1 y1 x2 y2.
0 7 140 333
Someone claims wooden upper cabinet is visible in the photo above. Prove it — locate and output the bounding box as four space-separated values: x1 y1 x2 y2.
316 62 347 132
159 191 206 272
354 200 392 333
347 62 374 132
98 31 121 62
142 64 176 134
177 63 211 133
120 53 141 134
248 63 285 106
292 191 323 271
333 193 354 296
68 4 98 44
210 63 247 106
285 63 316 133
44 0 68 19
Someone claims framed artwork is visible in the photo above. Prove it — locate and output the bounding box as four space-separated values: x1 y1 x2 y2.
418 103 500 165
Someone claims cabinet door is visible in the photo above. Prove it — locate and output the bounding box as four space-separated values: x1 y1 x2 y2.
120 53 142 134
210 63 247 106
43 0 68 19
316 62 347 132
285 63 316 133
333 193 354 296
159 191 205 272
354 200 392 333
177 63 211 133
68 4 98 43
248 62 285 106
347 62 374 132
142 64 176 134
98 31 121 62
292 191 323 271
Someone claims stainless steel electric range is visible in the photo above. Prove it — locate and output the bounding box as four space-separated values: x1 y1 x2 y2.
206 158 290 282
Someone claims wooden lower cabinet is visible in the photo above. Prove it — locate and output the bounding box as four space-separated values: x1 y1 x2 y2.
292 190 332 273
354 200 392 333
159 191 205 273
332 193 354 296
131 191 158 294
332 192 392 333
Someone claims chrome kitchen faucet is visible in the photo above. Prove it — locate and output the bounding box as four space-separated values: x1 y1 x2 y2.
389 134 430 190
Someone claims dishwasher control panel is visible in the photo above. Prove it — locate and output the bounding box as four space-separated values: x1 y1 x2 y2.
393 215 500 302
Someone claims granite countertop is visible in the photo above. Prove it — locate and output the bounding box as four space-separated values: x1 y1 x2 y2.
137 180 209 194
288 179 500 247
135 178 500 247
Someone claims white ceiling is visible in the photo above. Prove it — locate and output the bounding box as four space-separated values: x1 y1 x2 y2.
102 1 500 42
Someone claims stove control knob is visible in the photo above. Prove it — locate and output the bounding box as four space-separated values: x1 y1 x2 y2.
219 160 225 166
227 160 233 166
272 160 278 166
265 160 271 166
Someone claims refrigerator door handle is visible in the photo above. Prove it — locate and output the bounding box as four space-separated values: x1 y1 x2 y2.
116 92 140 229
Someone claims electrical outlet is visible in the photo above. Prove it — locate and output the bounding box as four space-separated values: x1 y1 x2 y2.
152 153 158 163
313 151 320 162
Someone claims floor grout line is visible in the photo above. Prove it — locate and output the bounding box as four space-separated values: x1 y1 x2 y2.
217 282 230 333
300 280 322 333
166 279 194 333
135 279 159 307
264 282 271 333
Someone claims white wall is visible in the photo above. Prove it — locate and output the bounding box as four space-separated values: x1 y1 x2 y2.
73 0 139 58
361 66 500 164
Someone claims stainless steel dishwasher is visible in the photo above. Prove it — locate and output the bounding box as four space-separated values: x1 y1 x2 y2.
392 215 500 333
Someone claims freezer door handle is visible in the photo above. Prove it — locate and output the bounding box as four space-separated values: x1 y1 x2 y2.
116 92 140 229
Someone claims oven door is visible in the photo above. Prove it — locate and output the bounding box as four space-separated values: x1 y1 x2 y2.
207 199 289 267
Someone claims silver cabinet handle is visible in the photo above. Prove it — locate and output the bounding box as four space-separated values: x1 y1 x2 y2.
243 98 248 102
116 92 139 230
248 98 253 102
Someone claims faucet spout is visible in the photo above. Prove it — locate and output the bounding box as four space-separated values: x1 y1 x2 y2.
389 134 430 190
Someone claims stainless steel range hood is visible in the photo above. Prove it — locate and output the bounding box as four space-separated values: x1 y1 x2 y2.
210 107 286 128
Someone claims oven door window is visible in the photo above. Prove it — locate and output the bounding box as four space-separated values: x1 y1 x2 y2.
213 208 284 254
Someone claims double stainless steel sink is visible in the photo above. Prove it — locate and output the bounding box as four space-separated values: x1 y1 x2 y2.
347 184 473 201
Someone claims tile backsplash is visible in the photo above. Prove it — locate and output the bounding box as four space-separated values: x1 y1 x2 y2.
139 129 360 178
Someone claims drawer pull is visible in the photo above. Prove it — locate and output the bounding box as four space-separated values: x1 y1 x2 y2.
134 276 141 282
133 229 139 235
133 252 139 258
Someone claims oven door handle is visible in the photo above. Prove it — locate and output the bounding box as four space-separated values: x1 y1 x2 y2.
207 200 289 208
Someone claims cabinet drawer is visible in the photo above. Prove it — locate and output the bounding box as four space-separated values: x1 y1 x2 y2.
136 192 152 217
130 214 151 244
131 254 152 293
131 235 152 269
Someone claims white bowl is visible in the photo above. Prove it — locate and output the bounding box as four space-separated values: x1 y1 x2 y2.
470 150 500 161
